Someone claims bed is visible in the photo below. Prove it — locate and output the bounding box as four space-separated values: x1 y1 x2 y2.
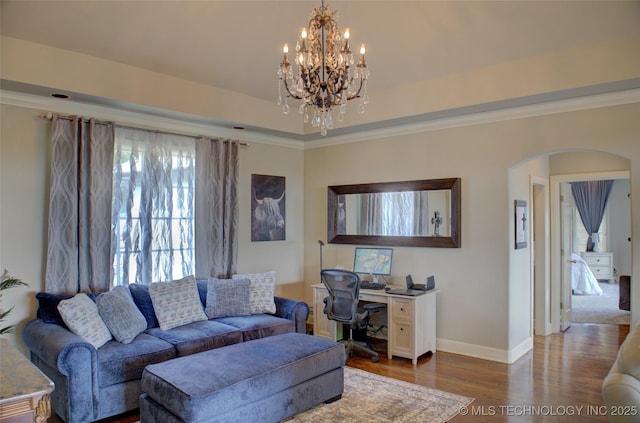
571 252 603 296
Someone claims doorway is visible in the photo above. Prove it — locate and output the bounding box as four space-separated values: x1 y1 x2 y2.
550 170 631 332
569 178 631 325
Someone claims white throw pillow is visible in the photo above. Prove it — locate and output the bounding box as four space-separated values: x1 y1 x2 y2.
233 271 276 314
57 293 112 349
148 276 207 330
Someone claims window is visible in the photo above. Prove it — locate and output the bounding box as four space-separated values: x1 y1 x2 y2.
573 203 608 252
111 129 196 285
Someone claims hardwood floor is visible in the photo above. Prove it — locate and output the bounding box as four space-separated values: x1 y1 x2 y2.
49 322 628 422
351 322 629 422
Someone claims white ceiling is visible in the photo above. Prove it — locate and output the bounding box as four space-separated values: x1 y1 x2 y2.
2 1 640 138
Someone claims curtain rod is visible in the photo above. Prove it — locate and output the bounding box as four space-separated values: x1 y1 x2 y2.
39 112 250 147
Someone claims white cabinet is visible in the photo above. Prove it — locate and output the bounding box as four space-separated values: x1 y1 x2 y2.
581 252 614 281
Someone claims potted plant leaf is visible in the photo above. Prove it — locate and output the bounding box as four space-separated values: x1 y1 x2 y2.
0 269 29 335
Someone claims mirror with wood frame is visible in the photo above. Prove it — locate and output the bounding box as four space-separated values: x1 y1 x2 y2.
327 178 461 248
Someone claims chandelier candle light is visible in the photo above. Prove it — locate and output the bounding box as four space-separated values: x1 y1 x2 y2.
277 0 370 136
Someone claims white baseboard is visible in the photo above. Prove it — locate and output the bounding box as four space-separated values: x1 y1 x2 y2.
437 336 533 364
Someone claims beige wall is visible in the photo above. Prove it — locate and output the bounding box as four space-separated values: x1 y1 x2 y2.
508 156 549 354
0 105 50 351
304 102 640 362
236 141 306 300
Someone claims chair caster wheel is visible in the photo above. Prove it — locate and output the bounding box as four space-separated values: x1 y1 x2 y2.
372 356 379 363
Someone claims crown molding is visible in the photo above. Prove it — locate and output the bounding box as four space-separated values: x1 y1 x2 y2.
3 87 639 150
0 90 305 150
304 87 640 149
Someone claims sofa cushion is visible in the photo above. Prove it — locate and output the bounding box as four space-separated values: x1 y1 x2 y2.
233 271 276 314
215 314 294 341
146 319 244 357
36 292 101 328
196 279 208 308
205 278 251 319
57 293 112 349
149 276 208 331
129 284 159 329
36 292 73 327
97 333 176 387
96 286 147 344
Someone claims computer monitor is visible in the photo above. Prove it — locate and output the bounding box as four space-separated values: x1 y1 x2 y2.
352 247 393 284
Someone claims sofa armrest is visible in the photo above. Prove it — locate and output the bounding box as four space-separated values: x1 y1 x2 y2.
22 319 99 422
274 297 309 334
603 371 640 422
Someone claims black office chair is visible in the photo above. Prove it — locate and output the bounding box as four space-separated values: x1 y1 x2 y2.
321 269 386 362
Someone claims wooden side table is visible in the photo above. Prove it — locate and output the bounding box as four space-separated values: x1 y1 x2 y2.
0 339 54 423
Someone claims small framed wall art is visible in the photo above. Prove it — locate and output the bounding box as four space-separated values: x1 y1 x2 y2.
514 200 528 249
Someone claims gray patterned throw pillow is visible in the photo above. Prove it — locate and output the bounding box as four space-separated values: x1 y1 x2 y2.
96 285 147 344
205 278 251 319
148 276 208 331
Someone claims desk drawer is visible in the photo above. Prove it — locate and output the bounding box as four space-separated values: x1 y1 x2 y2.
391 321 413 353
391 297 413 322
359 292 385 303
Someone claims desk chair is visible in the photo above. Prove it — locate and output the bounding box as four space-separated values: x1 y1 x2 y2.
320 269 386 362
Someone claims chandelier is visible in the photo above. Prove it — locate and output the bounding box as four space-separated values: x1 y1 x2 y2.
277 0 370 136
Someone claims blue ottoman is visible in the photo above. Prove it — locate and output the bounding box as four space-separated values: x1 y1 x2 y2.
140 333 345 423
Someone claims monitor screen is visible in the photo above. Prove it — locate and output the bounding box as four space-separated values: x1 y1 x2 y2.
352 247 393 276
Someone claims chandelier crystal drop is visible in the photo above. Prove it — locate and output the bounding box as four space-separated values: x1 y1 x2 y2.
277 0 370 136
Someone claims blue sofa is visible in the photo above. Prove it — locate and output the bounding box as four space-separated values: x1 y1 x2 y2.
22 283 309 423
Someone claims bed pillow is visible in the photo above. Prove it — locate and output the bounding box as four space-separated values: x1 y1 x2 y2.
96 286 147 344
57 293 112 349
148 276 207 331
205 278 251 319
233 271 276 314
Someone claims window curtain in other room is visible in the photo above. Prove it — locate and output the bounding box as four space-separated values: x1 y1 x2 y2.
571 180 614 252
112 128 195 285
194 138 239 279
45 116 115 293
359 191 429 236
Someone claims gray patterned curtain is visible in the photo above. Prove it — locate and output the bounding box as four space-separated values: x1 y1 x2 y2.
45 116 115 293
194 138 239 279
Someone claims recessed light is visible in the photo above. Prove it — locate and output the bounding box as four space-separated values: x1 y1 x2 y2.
51 93 70 99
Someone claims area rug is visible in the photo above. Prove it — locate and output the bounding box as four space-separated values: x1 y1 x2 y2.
572 281 630 324
284 366 474 423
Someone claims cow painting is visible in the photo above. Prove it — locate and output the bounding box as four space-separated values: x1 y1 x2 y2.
251 174 286 241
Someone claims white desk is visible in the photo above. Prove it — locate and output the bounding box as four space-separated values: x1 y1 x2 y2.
313 284 438 365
